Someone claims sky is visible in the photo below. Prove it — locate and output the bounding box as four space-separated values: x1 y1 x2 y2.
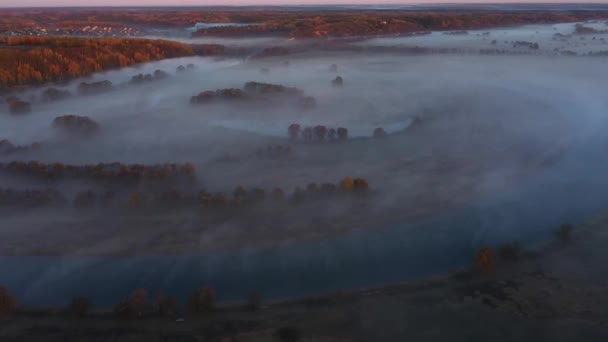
2 0 607 7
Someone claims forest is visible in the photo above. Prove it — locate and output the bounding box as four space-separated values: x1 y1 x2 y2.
0 37 195 90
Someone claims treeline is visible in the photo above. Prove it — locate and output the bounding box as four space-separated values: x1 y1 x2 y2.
0 161 196 184
0 176 369 210
192 11 608 38
0 37 195 90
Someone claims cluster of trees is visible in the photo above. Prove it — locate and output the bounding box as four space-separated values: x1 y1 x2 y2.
255 144 293 159
513 41 540 49
190 82 316 109
78 80 113 95
53 115 100 135
190 11 608 39
288 124 349 142
0 161 196 183
5 97 31 115
243 81 301 96
0 188 67 208
0 37 195 90
0 139 42 156
176 63 196 73
41 87 71 102
129 69 169 85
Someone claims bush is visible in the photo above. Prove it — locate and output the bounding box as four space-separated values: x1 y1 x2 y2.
0 287 17 317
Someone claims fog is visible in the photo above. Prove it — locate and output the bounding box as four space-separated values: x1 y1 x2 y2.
4 21 608 308
2 21 608 258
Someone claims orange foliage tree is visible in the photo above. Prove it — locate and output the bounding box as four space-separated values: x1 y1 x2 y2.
0 287 17 317
0 37 194 90
474 247 496 274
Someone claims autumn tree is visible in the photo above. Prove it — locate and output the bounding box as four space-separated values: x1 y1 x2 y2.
313 125 328 141
373 127 387 138
474 247 496 274
302 127 314 142
8 100 31 115
0 287 17 317
187 288 216 315
288 123 301 141
337 127 348 141
340 177 354 192
130 288 148 316
68 296 93 317
156 292 177 317
328 128 336 141
353 178 369 192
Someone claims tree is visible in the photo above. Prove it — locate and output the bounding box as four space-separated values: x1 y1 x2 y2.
328 128 336 141
187 288 216 315
156 292 177 317
555 224 573 243
272 187 285 200
474 247 496 274
337 127 348 141
340 177 355 192
247 291 261 312
373 127 386 138
274 326 301 342
498 242 521 262
112 299 134 319
313 125 328 141
332 76 343 87
288 123 301 141
302 127 314 142
68 296 93 317
0 287 17 317
8 100 31 115
130 288 148 316
353 178 369 192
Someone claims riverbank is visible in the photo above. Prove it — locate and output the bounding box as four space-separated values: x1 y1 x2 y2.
2 215 608 342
